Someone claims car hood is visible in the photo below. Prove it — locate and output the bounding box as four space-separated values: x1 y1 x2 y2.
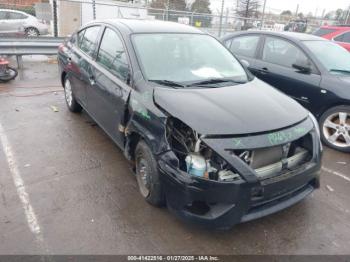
154 78 308 135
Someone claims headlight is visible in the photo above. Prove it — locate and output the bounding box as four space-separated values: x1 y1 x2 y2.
309 112 322 151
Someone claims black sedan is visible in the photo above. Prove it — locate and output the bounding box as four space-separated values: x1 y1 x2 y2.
222 31 350 152
58 20 321 229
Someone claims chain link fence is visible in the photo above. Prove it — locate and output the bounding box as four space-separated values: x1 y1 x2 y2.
0 0 340 38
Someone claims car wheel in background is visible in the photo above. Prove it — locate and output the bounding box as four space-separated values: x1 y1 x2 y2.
135 140 165 206
319 105 350 152
25 27 39 37
64 77 82 113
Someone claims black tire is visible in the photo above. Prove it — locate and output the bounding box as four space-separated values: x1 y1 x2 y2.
135 140 165 206
63 76 82 113
25 27 39 37
319 105 350 153
0 67 17 82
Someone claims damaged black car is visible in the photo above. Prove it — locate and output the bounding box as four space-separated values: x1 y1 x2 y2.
58 19 322 229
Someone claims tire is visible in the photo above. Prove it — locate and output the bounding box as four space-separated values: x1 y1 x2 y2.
135 140 165 206
319 105 350 153
25 27 39 37
0 67 17 82
64 77 82 113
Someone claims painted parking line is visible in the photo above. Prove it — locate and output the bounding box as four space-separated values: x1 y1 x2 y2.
322 166 350 183
0 122 46 250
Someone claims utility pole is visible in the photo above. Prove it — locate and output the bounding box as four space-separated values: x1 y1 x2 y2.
218 0 225 37
260 0 267 29
295 4 299 18
345 5 350 24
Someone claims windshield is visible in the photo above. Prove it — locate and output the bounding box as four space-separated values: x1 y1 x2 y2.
304 40 350 74
132 33 248 85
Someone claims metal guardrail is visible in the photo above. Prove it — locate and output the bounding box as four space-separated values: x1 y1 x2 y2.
0 37 66 68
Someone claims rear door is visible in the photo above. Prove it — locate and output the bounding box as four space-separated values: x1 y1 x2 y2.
4 11 25 33
87 26 131 147
254 36 321 111
0 11 11 33
69 26 101 108
226 34 262 74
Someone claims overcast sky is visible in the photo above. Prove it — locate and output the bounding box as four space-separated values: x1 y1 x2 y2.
210 0 350 15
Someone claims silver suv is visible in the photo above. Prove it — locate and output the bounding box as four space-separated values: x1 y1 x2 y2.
0 9 49 37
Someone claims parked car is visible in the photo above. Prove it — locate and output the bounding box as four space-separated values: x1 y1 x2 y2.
313 25 350 51
0 9 49 37
58 20 321 229
222 31 350 152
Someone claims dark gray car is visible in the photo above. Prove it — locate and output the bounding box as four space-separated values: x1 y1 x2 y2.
58 20 322 228
222 31 350 152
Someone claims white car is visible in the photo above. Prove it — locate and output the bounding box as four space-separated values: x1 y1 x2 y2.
0 9 49 37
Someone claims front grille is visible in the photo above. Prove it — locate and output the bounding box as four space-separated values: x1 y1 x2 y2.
232 133 314 181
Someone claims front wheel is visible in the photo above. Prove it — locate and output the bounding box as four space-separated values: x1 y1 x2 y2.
25 27 39 37
319 105 350 152
135 140 165 206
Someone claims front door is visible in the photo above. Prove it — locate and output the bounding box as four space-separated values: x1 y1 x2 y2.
87 27 131 147
254 36 321 112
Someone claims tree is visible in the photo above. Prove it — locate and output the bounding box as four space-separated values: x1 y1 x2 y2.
236 0 262 29
189 0 211 27
149 0 187 22
335 9 344 21
280 10 292 16
150 0 186 11
297 12 304 19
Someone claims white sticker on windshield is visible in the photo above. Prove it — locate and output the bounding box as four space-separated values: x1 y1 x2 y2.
191 67 222 78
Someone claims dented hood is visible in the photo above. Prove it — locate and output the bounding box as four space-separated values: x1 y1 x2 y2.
154 78 308 135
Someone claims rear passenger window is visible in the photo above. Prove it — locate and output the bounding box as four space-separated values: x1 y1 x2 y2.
8 12 27 19
97 28 129 83
230 35 260 58
79 26 100 56
334 32 350 43
262 37 308 68
313 28 336 36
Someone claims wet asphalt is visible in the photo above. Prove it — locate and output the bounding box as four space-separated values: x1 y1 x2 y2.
0 57 349 255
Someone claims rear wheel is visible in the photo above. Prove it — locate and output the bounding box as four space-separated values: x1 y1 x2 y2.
64 77 82 113
319 106 350 152
135 140 165 206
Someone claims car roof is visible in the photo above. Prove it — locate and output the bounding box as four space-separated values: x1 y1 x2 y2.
222 30 326 42
94 19 204 34
0 9 25 14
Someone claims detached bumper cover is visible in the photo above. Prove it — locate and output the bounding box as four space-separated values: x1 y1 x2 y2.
158 119 322 228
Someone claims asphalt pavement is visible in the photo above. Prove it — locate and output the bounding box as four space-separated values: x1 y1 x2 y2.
0 57 349 255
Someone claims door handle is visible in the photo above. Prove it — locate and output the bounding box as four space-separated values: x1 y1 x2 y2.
258 67 269 74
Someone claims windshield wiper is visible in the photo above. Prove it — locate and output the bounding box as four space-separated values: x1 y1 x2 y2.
148 79 185 88
329 69 350 74
186 78 246 87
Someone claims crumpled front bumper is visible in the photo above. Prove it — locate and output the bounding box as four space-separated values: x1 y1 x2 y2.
159 154 320 229
157 121 322 229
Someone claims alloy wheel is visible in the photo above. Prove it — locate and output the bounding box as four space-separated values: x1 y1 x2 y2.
323 112 350 148
26 28 39 37
64 79 73 107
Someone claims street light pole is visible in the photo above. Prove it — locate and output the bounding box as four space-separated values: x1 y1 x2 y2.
260 0 267 29
218 0 225 37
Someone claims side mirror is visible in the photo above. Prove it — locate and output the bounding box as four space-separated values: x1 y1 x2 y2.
240 59 250 68
292 59 312 74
